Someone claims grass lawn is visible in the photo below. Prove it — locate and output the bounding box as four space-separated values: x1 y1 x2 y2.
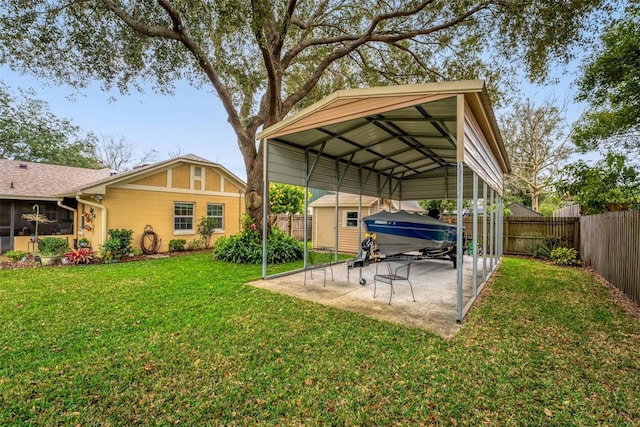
1 254 639 425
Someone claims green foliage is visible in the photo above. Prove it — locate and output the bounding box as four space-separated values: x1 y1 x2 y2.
77 237 90 247
4 250 28 261
37 237 69 256
557 152 640 214
269 183 308 215
196 216 219 249
573 5 640 153
100 228 133 260
550 247 578 266
168 239 186 252
528 237 562 259
212 227 303 264
186 239 204 251
537 194 566 217
0 255 639 424
418 199 472 215
0 0 618 230
0 82 100 168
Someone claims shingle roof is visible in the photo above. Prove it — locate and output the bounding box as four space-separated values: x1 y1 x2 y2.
63 153 246 195
0 159 112 200
1 154 246 200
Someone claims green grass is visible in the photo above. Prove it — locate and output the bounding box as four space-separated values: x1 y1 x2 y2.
1 254 639 425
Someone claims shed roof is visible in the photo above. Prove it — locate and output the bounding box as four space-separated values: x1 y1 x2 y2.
259 80 509 200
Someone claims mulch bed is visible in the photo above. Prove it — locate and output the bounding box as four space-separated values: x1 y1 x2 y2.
0 250 211 271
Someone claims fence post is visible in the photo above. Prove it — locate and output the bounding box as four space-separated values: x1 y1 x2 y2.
504 216 509 255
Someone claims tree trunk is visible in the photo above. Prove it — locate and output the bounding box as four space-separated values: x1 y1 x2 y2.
244 145 265 236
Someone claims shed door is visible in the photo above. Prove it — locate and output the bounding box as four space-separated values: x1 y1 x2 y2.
314 208 336 249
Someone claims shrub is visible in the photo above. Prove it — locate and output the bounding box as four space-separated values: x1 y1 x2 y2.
528 237 562 259
100 228 133 260
65 248 94 265
169 239 187 252
197 217 219 249
550 247 578 266
37 237 70 256
187 239 204 251
212 227 303 264
4 250 28 261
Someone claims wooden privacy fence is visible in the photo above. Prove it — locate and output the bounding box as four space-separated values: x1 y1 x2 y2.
580 210 640 305
444 216 580 255
271 214 312 241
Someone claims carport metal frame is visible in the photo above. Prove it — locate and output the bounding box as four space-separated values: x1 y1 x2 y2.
257 80 510 322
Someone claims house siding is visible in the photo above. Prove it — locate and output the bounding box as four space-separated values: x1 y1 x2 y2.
85 187 243 253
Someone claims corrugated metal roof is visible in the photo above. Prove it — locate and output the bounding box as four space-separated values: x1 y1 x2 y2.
259 80 509 200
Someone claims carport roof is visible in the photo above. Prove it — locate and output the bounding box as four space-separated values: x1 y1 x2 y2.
258 80 509 200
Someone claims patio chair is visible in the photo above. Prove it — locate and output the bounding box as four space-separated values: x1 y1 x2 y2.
373 257 415 304
304 249 334 286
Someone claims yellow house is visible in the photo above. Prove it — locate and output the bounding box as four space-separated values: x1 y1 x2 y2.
1 155 245 254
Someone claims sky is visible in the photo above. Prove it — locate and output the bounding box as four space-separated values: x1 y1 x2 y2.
0 61 589 183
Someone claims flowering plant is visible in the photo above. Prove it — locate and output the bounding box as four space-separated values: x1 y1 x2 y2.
65 248 94 265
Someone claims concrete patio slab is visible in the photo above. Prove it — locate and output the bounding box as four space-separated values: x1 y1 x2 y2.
249 255 494 338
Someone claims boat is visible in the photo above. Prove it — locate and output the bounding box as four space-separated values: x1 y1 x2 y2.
363 210 459 266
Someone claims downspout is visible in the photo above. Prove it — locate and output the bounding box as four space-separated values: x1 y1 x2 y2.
76 194 107 246
57 199 78 244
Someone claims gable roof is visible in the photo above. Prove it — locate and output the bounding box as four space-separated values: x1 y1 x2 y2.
310 193 425 211
1 155 246 200
0 159 112 200
258 80 510 200
62 154 246 196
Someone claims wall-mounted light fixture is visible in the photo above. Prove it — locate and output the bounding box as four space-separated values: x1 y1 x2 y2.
93 194 104 202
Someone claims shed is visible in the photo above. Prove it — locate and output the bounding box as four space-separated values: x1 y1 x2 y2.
257 80 510 321
507 202 542 217
310 194 424 252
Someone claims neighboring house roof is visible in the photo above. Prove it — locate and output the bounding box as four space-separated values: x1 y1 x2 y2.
310 193 425 212
0 159 112 200
507 202 542 217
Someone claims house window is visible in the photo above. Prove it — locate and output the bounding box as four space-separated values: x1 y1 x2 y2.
174 202 194 233
207 203 224 230
345 211 359 227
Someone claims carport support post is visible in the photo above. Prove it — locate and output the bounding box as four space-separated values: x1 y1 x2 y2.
456 161 464 322
262 139 269 279
489 188 496 271
482 181 488 281
472 172 478 298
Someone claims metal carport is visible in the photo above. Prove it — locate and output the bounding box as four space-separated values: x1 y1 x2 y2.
257 80 510 322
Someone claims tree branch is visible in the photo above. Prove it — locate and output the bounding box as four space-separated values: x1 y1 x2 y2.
281 2 495 112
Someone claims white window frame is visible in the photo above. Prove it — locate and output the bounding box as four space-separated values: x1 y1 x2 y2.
344 210 359 228
206 203 225 232
174 202 195 234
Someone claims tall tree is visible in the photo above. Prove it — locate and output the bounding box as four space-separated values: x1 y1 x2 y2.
0 82 100 168
499 98 572 212
557 152 640 214
0 1 617 228
97 135 158 171
572 4 640 154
